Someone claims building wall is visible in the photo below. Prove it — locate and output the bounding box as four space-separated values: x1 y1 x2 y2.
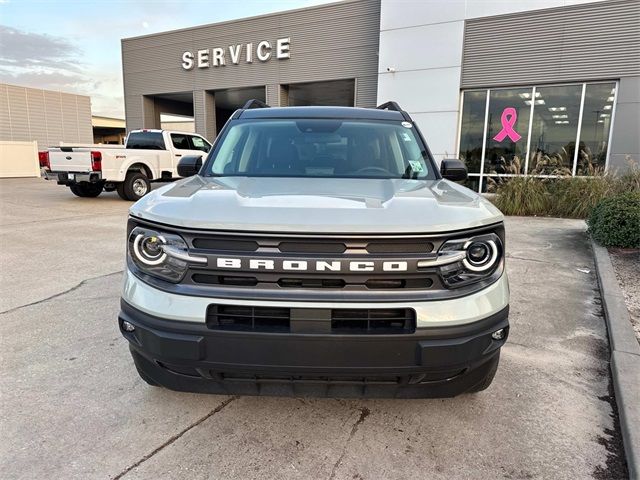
376 0 607 161
122 0 381 136
0 83 93 147
0 141 39 178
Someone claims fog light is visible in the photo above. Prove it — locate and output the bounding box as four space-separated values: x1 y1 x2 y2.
122 321 135 332
491 328 505 340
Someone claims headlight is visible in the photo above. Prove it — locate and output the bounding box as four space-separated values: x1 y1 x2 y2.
437 233 503 287
128 227 205 282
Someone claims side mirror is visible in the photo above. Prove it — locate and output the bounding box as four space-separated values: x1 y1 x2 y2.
177 155 203 177
440 159 467 182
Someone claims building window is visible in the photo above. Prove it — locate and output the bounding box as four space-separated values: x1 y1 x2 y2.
578 82 616 175
458 82 617 192
528 84 582 176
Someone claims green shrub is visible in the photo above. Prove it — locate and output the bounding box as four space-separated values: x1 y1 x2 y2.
587 191 640 248
547 176 614 219
492 177 549 216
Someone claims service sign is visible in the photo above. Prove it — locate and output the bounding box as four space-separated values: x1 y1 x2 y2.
182 38 291 70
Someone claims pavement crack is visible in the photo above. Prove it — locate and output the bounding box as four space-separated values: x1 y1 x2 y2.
0 270 123 315
112 396 238 480
328 406 370 480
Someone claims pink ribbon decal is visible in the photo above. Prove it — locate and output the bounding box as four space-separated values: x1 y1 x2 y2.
493 107 522 142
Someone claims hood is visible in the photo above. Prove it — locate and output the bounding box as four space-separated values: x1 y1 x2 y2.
130 176 503 234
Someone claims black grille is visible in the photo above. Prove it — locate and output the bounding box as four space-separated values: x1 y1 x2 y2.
190 235 435 255
192 273 435 290
193 274 259 286
278 278 346 288
206 306 416 334
192 238 259 251
278 242 346 254
207 305 290 332
366 242 433 254
332 308 416 334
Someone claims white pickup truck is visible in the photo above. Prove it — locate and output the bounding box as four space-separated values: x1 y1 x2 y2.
40 129 212 201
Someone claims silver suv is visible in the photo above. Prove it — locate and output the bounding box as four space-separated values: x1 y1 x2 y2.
119 100 509 398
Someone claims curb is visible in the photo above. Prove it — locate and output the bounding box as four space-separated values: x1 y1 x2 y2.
592 240 640 480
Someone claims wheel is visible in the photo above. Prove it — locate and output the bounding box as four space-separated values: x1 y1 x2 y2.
120 172 150 201
69 183 102 198
468 354 500 393
116 182 128 200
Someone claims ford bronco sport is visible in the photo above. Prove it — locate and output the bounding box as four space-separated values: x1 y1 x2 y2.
119 100 509 398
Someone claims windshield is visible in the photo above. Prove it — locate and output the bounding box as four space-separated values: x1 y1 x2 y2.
204 119 436 179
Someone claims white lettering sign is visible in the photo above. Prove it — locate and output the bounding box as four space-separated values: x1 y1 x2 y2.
182 38 290 70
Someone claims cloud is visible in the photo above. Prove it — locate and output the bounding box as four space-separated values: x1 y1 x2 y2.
0 25 125 117
0 25 82 72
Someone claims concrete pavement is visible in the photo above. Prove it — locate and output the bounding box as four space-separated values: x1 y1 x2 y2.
0 178 628 479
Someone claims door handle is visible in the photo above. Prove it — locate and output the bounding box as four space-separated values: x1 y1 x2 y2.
175 154 182 157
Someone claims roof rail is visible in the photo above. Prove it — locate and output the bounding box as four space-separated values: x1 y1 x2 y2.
242 99 270 109
376 101 403 112
376 101 412 122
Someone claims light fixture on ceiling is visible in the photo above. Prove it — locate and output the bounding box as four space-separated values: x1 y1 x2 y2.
597 120 605 124
603 105 612 110
552 114 568 119
607 96 614 102
535 99 545 105
525 100 532 105
519 93 531 99
600 113 610 118
549 107 567 112
555 120 569 124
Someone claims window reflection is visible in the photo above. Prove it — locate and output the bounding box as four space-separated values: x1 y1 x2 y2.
577 83 616 175
484 88 532 175
457 82 617 192
528 84 582 175
458 90 486 174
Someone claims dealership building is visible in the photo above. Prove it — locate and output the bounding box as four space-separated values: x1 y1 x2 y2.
121 0 639 191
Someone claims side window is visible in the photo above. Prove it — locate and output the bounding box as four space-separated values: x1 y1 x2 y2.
170 134 190 150
189 135 211 153
127 132 166 150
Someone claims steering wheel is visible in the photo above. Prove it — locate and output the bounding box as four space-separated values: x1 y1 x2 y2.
354 166 393 175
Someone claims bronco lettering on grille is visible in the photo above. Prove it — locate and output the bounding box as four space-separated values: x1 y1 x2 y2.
215 258 408 272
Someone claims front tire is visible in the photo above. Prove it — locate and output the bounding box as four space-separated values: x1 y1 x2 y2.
69 183 102 198
119 172 150 201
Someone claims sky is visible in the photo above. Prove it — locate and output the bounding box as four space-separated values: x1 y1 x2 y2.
0 0 334 118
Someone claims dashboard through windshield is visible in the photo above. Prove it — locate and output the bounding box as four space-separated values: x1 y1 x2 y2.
204 119 436 180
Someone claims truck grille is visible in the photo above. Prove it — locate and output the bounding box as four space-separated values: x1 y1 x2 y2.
331 308 415 334
129 218 504 302
207 305 291 332
206 305 416 334
191 236 434 255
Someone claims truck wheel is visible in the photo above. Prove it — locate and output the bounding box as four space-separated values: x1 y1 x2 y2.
116 183 128 200
70 183 102 198
120 172 150 201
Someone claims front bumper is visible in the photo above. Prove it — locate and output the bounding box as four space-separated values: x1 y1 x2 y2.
119 299 509 398
42 169 102 184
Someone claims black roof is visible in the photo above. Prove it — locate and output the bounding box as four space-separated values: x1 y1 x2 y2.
237 106 407 121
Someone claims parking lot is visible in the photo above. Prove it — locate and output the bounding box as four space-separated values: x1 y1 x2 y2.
0 178 627 479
